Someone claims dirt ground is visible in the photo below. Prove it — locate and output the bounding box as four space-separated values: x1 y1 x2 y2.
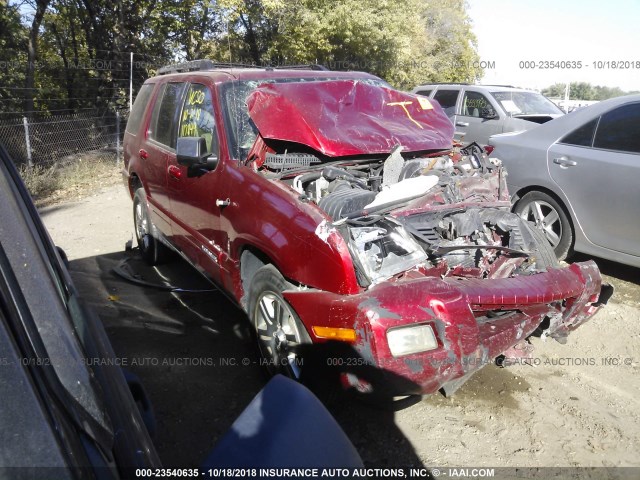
40 181 640 472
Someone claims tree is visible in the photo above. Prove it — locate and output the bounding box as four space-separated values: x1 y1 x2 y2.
0 1 27 114
542 82 633 101
24 0 51 113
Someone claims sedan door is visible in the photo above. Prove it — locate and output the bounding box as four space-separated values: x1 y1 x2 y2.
548 102 640 256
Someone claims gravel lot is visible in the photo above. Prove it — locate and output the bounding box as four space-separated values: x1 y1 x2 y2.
41 182 640 472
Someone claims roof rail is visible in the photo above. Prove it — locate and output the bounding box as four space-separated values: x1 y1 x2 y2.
157 60 255 75
272 64 328 71
157 60 329 75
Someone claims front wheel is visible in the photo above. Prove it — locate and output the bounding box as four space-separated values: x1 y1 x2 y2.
247 265 311 379
514 191 573 261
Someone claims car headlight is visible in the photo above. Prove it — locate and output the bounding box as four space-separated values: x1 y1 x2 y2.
349 220 427 284
387 324 438 357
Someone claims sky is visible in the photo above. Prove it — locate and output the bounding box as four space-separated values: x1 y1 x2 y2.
466 0 640 92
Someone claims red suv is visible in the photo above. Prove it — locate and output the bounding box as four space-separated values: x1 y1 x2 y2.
123 62 610 398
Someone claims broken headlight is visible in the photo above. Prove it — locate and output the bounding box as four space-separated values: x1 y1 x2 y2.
349 220 427 284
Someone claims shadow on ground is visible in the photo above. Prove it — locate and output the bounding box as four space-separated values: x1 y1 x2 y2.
68 249 427 469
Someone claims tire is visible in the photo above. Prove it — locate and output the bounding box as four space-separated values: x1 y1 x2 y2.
523 220 560 269
133 187 170 265
514 191 573 261
247 265 311 379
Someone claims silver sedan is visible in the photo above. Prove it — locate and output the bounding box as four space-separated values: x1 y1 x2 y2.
489 94 640 268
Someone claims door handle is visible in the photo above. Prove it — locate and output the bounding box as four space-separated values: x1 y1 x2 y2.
456 121 469 127
168 164 183 180
216 198 230 207
139 149 148 160
553 157 577 167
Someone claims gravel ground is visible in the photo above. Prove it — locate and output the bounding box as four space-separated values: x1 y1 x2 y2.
40 182 640 472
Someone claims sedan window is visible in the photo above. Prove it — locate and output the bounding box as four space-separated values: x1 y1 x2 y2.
593 103 640 154
559 118 598 147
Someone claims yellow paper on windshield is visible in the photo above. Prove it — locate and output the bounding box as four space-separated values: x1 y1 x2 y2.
417 96 433 110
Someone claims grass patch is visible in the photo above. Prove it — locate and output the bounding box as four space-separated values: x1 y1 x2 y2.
18 163 63 200
19 153 121 207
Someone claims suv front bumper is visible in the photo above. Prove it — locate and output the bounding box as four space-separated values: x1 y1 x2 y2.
284 261 608 396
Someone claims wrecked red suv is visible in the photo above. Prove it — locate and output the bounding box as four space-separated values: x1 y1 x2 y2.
123 62 610 398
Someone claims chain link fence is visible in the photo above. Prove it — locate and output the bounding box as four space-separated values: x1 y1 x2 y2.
0 109 128 167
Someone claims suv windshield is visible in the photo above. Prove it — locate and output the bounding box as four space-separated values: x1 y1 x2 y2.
220 77 388 161
491 91 562 116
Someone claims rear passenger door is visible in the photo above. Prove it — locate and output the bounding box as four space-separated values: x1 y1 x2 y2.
141 82 187 236
167 82 227 283
548 103 640 256
456 89 503 145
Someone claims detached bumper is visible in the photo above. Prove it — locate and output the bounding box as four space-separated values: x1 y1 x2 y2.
284 261 608 396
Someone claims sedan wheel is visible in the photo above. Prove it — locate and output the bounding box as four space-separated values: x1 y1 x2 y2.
514 191 573 261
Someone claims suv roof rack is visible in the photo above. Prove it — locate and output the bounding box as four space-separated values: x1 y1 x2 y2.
157 60 254 75
272 64 328 71
157 59 329 75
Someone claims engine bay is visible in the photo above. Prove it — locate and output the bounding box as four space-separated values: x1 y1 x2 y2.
257 144 555 286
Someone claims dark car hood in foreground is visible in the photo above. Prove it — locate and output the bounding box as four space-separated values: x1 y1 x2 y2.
246 80 455 157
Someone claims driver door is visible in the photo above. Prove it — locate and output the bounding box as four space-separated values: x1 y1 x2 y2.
167 82 227 283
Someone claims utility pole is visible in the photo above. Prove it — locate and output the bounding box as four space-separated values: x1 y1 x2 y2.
130 52 134 112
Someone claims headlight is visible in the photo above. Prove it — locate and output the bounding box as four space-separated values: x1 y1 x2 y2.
349 220 427 284
387 324 438 357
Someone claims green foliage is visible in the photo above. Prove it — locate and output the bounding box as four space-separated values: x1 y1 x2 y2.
0 1 27 113
0 0 483 114
542 82 634 101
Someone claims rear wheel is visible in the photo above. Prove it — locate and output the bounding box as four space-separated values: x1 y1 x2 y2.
133 187 170 265
248 265 310 379
514 191 573 261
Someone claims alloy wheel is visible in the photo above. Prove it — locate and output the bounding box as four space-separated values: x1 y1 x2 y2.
254 291 304 379
518 200 562 248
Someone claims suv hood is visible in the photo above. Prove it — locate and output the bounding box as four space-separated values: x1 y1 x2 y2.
246 80 454 157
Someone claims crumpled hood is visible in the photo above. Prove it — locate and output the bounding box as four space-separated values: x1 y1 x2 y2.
246 80 454 157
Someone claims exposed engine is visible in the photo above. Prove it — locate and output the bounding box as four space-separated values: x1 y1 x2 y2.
258 144 555 286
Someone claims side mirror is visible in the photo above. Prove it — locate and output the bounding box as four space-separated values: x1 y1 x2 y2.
176 137 219 171
176 137 208 166
481 108 498 120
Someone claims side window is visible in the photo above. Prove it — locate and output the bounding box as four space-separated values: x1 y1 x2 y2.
416 89 432 97
149 82 187 149
178 83 218 156
432 89 459 117
126 83 154 135
559 118 598 147
593 103 640 154
461 91 495 118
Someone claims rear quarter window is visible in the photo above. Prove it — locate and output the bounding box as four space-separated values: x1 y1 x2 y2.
125 84 154 135
559 118 598 147
593 103 640 154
